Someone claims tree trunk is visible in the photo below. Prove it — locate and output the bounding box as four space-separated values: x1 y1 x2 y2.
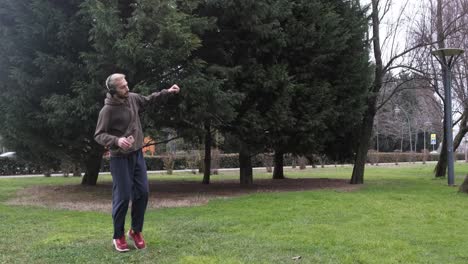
81 146 104 186
453 111 468 152
239 141 253 185
435 102 448 177
351 0 381 185
202 122 212 184
351 106 376 184
458 175 468 193
198 136 204 174
435 139 448 177
73 163 81 177
434 0 448 178
273 151 284 179
450 110 468 168
415 131 418 153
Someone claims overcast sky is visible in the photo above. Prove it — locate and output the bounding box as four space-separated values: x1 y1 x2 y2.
362 0 424 64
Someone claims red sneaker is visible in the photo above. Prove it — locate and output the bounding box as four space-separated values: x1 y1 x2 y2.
128 229 146 249
112 235 130 252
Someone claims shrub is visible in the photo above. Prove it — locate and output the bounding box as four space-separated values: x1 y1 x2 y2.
0 158 58 176
185 150 201 174
260 153 273 172
162 153 176 174
364 152 463 163
219 154 239 168
298 156 307 170
2 152 466 176
211 148 221 175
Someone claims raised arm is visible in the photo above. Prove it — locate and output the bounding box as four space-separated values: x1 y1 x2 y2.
136 84 180 108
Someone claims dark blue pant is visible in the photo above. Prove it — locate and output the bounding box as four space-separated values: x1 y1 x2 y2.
110 150 149 239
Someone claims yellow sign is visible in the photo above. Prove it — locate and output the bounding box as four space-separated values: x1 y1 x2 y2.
430 134 436 145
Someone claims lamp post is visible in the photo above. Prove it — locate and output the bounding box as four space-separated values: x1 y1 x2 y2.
431 48 464 186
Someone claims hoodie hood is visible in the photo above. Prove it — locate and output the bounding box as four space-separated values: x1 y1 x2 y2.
104 93 127 106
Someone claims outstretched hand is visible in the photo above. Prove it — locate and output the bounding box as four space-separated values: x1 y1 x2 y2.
168 84 180 94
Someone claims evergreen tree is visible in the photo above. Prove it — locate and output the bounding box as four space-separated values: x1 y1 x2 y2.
0 0 369 185
194 0 296 184
195 0 370 182
80 0 208 183
0 0 204 184
271 0 370 177
0 0 103 178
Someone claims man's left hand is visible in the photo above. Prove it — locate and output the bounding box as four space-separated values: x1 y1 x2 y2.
168 84 180 94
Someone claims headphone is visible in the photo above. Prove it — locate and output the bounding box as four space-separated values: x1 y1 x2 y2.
106 74 117 96
105 75 116 96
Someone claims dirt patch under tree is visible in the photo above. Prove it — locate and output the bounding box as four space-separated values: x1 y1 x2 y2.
6 178 360 212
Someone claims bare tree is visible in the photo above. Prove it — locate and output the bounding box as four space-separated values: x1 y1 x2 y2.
352 0 432 184
375 72 441 153
411 0 468 177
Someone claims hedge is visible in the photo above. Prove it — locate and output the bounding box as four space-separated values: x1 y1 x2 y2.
365 151 457 164
1 152 467 176
100 153 288 171
0 158 53 176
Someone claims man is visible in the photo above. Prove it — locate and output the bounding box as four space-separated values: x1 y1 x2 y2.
94 73 180 252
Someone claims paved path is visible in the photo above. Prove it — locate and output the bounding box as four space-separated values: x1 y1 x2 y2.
0 161 443 179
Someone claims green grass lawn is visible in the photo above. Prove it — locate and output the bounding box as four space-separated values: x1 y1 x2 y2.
2 163 468 263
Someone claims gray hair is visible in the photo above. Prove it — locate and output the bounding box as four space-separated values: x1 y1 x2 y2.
105 73 126 91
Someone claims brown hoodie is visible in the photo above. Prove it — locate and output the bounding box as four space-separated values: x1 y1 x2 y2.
94 90 169 156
